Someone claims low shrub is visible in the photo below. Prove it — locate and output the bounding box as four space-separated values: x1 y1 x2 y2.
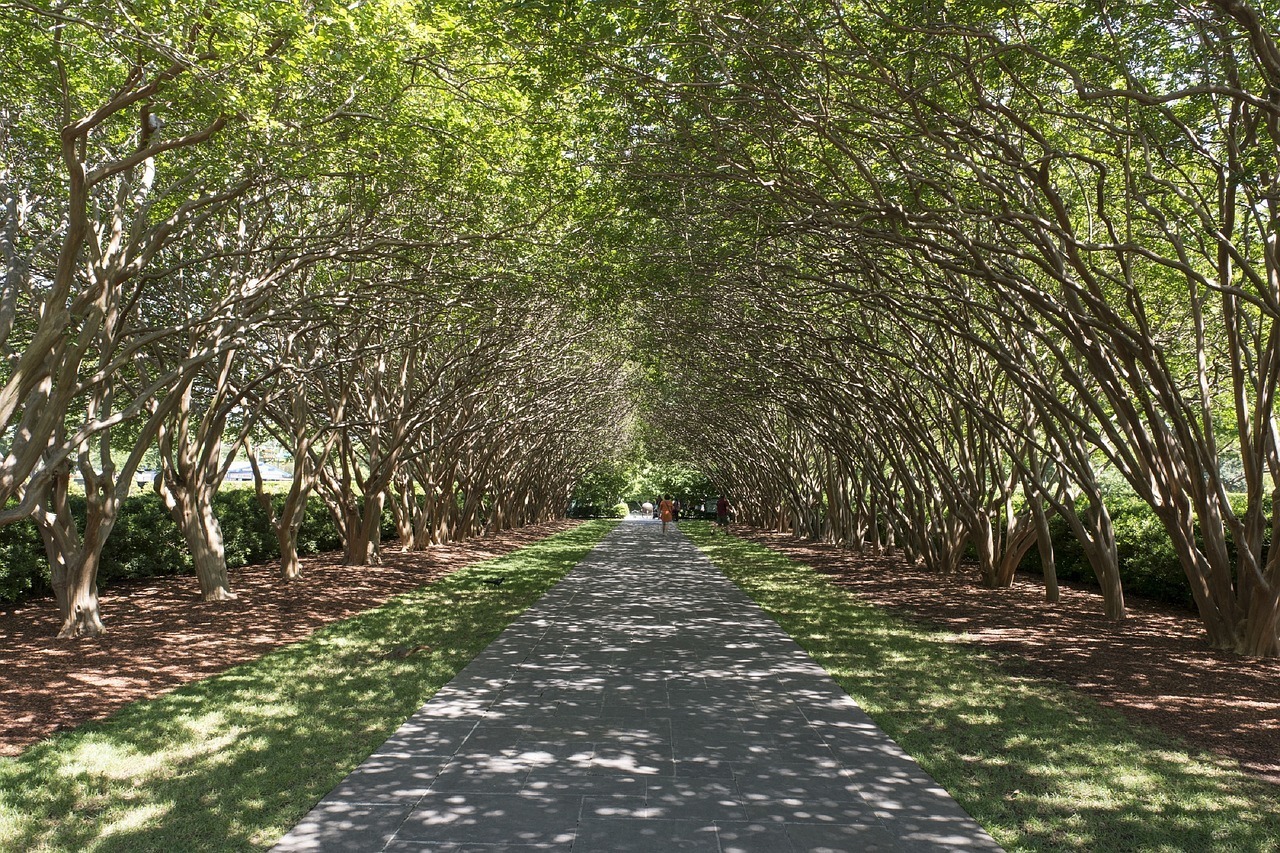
1018 494 1266 609
0 513 46 603
297 496 345 554
0 489 352 605
216 489 277 569
1108 501 1188 605
568 502 632 519
100 492 191 581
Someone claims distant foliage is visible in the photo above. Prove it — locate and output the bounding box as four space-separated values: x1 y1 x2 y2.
626 459 715 507
0 491 347 604
570 462 631 512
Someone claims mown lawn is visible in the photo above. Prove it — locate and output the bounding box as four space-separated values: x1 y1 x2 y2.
684 522 1280 853
0 520 616 853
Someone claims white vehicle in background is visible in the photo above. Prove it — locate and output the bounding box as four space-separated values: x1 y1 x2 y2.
224 461 293 482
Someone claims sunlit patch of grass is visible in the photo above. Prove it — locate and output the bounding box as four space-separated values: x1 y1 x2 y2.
0 520 617 853
685 522 1280 853
56 723 235 781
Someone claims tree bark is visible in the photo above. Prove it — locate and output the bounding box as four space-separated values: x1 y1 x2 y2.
184 498 234 601
343 492 383 566
1027 496 1059 604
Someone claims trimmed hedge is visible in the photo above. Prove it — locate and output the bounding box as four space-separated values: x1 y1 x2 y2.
0 490 369 605
1019 493 1267 610
0 486 1257 613
0 516 43 603
567 503 630 519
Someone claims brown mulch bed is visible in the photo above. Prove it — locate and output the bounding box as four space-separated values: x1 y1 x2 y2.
0 520 575 757
739 528 1280 785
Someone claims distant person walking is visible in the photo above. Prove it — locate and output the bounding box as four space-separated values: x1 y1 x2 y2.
716 496 733 533
659 495 675 535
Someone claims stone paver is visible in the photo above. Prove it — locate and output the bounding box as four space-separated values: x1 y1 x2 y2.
273 518 1002 852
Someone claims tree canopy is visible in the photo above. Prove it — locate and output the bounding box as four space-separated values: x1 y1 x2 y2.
3 0 1280 657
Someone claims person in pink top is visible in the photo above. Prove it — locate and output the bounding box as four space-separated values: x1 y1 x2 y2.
715 496 733 534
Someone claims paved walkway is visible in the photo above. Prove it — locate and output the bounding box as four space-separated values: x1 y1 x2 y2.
273 519 1001 852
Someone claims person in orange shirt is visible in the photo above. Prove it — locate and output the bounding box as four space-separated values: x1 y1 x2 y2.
659 494 675 535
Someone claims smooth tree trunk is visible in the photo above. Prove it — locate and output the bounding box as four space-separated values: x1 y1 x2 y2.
1241 571 1280 656
344 491 384 565
56 548 107 637
249 457 312 581
1027 496 1059 604
972 513 997 584
277 523 302 580
162 482 235 600
1066 498 1125 621
389 477 417 549
1240 504 1280 654
458 485 487 540
44 519 108 639
37 472 113 637
269 485 312 582
989 514 1039 589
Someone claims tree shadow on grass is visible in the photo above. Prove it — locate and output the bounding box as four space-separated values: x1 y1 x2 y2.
687 523 1280 853
0 520 584 757
743 528 1280 783
0 521 617 853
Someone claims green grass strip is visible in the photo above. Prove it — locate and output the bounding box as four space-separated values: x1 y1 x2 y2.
0 520 617 853
685 522 1280 853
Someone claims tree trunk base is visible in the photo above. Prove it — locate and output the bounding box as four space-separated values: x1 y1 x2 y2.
57 610 106 639
202 587 238 602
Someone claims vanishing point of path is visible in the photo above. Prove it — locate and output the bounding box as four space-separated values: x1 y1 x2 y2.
273 518 1001 852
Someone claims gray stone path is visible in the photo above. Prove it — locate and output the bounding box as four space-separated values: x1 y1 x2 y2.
273 518 1002 852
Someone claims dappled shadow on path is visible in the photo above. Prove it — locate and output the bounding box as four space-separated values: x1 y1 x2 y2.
0 522 576 756
275 518 1002 853
739 528 1280 785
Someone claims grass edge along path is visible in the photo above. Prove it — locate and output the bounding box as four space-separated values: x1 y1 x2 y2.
0 519 618 853
685 522 1280 853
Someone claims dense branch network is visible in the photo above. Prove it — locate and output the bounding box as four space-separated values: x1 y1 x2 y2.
587 0 1280 657
0 0 630 638
4 0 1280 665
